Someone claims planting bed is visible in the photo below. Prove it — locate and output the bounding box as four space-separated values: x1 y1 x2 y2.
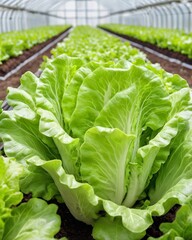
100 27 192 86
0 28 71 100
56 201 180 239
0 26 71 77
19 194 179 239
99 27 192 65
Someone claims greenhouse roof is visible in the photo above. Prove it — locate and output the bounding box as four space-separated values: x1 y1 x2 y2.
0 0 183 15
0 0 189 31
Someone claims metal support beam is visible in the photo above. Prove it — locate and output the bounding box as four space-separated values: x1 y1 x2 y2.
49 9 107 12
85 0 88 25
98 0 101 24
0 3 65 19
75 0 78 25
99 0 181 18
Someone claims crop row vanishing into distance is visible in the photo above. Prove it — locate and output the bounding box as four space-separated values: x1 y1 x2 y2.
0 25 71 64
1 26 192 239
100 24 192 59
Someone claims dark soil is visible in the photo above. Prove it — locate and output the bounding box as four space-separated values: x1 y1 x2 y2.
99 27 192 65
0 27 71 76
54 199 180 239
142 204 180 239
4 191 180 240
16 193 180 240
54 202 93 240
99 27 192 86
0 27 71 100
48 198 179 240
143 50 192 86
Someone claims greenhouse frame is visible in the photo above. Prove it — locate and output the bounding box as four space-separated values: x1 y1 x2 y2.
0 0 192 31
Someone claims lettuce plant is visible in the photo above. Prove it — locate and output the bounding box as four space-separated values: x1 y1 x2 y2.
49 26 146 65
0 156 62 239
0 25 71 64
100 24 192 59
1 52 192 239
0 156 23 238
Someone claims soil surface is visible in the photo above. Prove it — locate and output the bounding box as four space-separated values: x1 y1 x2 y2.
142 204 180 239
21 194 180 240
54 202 180 240
55 202 93 240
0 27 71 100
100 27 192 86
0 27 71 77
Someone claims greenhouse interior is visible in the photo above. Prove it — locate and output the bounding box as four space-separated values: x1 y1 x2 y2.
1 0 192 239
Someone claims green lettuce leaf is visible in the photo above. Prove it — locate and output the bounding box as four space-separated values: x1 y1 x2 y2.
94 65 171 134
149 196 192 239
62 61 100 128
80 127 135 205
0 111 60 164
149 114 192 204
69 67 131 138
93 179 192 239
36 54 84 127
0 109 61 200
30 158 103 225
2 198 61 240
36 55 85 175
70 64 170 138
93 216 145 240
159 196 192 239
124 109 192 207
7 72 38 120
37 109 79 176
0 156 23 238
0 101 2 114
20 164 60 201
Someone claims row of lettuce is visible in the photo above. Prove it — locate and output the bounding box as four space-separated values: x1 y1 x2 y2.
1 26 192 240
0 25 71 64
100 23 192 59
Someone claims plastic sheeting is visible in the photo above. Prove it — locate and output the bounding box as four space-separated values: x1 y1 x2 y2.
0 0 191 32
